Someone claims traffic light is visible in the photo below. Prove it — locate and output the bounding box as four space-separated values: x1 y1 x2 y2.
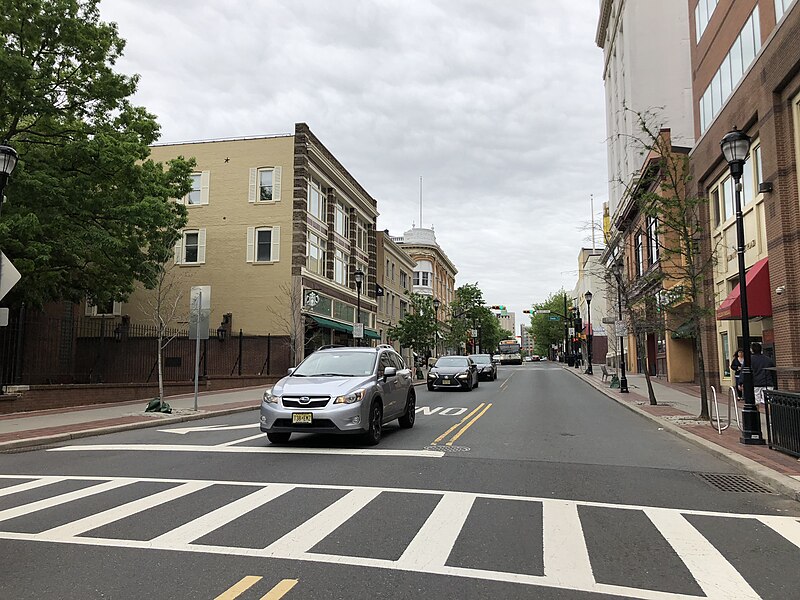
490 305 506 310
574 317 583 331
522 309 531 314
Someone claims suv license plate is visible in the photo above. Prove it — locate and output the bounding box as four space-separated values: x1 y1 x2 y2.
292 413 313 424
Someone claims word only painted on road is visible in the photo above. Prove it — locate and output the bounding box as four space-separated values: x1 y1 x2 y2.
415 406 468 416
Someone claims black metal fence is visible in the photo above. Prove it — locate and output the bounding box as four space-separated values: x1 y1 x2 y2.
0 308 290 387
764 389 800 458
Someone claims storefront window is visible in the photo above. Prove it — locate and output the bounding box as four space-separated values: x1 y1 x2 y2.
721 332 730 377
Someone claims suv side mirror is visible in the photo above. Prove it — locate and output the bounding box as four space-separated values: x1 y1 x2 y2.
383 366 397 380
287 367 296 375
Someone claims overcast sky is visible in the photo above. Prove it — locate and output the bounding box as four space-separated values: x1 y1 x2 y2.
100 0 608 335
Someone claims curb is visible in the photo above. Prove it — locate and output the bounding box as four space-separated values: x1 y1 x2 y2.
562 366 800 503
0 404 259 452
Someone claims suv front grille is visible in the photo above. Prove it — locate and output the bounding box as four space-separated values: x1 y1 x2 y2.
282 397 330 409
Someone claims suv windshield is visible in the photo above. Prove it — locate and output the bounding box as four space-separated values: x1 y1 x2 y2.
435 357 468 367
470 355 491 364
293 351 376 377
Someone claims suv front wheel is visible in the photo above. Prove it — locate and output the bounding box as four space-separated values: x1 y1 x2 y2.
363 401 383 446
398 390 416 429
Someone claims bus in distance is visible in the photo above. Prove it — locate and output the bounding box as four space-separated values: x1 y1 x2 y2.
497 339 522 365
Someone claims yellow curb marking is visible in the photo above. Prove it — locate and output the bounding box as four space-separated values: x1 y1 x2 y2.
261 579 299 600
214 576 262 600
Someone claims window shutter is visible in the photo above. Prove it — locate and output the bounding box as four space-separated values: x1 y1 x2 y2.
113 301 122 316
174 237 182 264
200 171 210 205
197 228 206 263
249 168 257 203
271 226 280 262
272 166 282 202
246 227 255 262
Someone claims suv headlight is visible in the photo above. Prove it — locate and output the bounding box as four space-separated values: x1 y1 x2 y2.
263 388 280 404
333 388 366 404
456 372 469 379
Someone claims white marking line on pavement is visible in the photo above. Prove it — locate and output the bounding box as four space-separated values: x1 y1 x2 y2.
48 444 445 458
0 476 65 498
264 487 381 556
644 508 760 600
758 515 800 550
0 479 134 523
542 500 595 588
397 491 475 570
215 434 266 447
153 484 294 546
159 423 260 435
40 481 213 539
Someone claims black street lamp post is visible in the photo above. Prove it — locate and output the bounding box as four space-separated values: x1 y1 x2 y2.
354 269 364 347
721 128 764 445
584 290 593 375
617 282 629 392
432 297 441 357
0 144 19 295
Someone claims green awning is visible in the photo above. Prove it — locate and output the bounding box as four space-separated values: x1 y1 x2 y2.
365 328 381 340
308 315 352 333
671 319 696 339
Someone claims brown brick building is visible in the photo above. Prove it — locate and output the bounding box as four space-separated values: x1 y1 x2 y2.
689 0 800 390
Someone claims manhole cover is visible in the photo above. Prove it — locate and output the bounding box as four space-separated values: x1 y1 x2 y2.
694 473 774 494
424 445 471 453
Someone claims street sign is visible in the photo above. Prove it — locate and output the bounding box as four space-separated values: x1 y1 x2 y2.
615 320 627 336
0 308 8 327
470 329 478 337
353 323 364 339
568 327 575 336
189 286 211 340
535 309 551 315
0 252 21 301
548 315 561 321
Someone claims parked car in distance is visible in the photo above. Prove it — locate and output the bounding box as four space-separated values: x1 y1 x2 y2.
428 355 479 391
492 354 501 363
469 354 497 381
523 356 532 362
260 345 416 446
531 355 541 361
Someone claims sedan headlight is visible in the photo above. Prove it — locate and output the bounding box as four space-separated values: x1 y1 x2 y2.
333 388 366 404
456 372 469 379
263 388 280 404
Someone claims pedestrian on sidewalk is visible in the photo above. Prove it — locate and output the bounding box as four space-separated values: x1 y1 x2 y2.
750 342 776 405
730 349 744 399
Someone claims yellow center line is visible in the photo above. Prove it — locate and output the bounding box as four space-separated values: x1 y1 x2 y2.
260 579 299 600
446 403 492 446
431 403 485 445
214 576 262 600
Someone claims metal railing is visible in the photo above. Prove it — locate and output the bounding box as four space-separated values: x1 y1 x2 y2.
764 389 800 458
709 386 742 434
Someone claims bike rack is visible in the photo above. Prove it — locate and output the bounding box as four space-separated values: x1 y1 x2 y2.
710 386 742 434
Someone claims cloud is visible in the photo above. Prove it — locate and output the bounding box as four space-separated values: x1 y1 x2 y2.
101 0 607 330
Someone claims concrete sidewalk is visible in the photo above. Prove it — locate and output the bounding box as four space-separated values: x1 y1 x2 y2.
562 363 800 502
0 372 432 452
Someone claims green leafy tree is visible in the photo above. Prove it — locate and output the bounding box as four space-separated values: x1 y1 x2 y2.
0 0 193 308
528 290 569 356
388 294 437 359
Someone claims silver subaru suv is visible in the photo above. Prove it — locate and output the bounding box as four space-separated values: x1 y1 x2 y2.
260 345 416 445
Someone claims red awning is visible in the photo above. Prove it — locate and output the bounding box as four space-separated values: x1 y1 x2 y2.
716 257 772 320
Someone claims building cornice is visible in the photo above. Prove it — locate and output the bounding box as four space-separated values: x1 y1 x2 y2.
595 0 614 48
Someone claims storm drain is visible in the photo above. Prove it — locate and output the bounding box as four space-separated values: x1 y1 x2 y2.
694 472 774 494
425 445 471 453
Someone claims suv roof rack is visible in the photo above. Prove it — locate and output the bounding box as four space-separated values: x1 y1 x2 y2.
376 344 395 350
315 344 347 350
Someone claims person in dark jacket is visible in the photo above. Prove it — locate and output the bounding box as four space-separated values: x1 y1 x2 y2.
750 342 776 404
730 349 744 398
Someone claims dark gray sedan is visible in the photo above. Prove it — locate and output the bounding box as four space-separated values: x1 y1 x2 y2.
427 356 479 391
468 353 497 381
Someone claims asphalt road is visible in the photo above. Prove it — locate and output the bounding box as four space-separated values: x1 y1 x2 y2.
1 363 799 599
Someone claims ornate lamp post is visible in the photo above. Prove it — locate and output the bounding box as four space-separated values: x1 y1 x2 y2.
354 269 364 347
584 290 593 375
720 127 764 445
0 145 19 218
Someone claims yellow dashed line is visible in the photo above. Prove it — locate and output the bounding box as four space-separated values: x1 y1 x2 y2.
446 403 492 446
261 579 299 600
215 576 262 600
431 403 485 445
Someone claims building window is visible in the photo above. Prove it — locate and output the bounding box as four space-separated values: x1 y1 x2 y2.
306 231 326 275
249 167 282 203
720 331 730 377
334 249 349 286
356 221 367 251
400 271 408 290
175 229 206 264
334 204 349 237
308 178 327 221
400 300 407 318
634 232 643 277
695 0 719 41
646 216 659 265
247 226 281 263
775 0 792 21
85 299 122 317
710 145 759 227
698 7 761 134
185 172 209 206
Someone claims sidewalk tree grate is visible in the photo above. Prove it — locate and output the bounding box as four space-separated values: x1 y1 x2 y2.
424 445 470 453
694 472 774 494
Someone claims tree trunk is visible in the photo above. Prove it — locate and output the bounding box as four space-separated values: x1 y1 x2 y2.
635 333 658 405
694 331 710 420
157 329 165 401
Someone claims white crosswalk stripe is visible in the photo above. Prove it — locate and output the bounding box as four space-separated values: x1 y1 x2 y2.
0 474 797 600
